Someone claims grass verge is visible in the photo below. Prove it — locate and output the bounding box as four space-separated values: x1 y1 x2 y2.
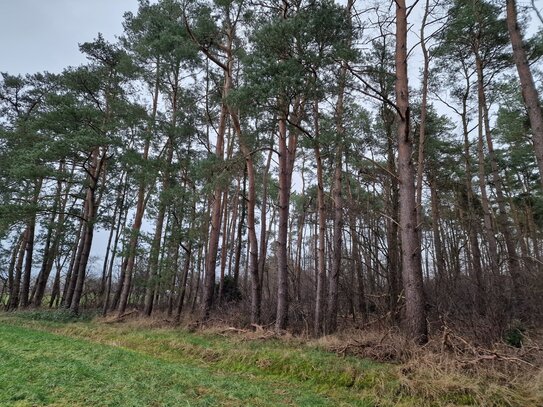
1 310 542 406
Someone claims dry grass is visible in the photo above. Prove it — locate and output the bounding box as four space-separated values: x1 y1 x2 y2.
311 325 543 406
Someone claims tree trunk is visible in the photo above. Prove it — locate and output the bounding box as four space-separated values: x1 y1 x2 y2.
99 174 126 300
229 89 261 323
33 165 68 307
143 171 169 316
415 0 431 236
275 99 300 331
458 77 485 315
314 140 326 336
475 75 499 274
506 0 543 191
174 197 196 323
49 264 62 308
258 150 273 286
326 30 350 331
7 231 26 310
201 98 227 320
395 0 428 344
385 109 401 318
475 53 523 308
102 188 128 316
326 150 343 334
5 234 22 308
20 181 41 308
116 60 160 316
217 190 230 304
144 72 178 316
61 220 83 307
70 145 107 315
429 175 446 285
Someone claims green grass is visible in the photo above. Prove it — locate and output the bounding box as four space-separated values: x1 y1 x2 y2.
0 312 392 407
1 311 541 406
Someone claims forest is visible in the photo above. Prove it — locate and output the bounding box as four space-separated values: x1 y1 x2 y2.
1 0 543 351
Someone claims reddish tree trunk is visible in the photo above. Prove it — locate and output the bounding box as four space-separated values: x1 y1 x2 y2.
395 0 428 344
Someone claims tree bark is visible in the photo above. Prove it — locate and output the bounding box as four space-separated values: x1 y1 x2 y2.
275 99 300 331
7 231 26 310
20 180 41 308
314 135 326 336
326 149 343 334
202 99 227 320
61 220 83 307
395 0 428 344
506 0 543 191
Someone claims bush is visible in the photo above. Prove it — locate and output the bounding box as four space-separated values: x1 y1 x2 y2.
217 275 242 303
14 309 97 323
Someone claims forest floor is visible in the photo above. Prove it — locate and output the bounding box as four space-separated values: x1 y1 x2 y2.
0 311 542 406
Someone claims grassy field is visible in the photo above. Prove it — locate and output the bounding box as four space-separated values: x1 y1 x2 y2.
0 311 541 406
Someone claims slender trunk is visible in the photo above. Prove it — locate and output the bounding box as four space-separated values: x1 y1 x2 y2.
217 190 230 303
116 60 160 315
415 0 431 237
143 178 169 316
347 174 367 319
326 33 350 332
506 0 543 191
69 195 95 314
236 141 261 324
32 216 56 307
20 180 42 307
102 189 128 316
191 243 204 314
227 178 240 277
276 110 289 331
314 142 326 336
396 0 427 344
233 172 247 287
100 176 125 299
459 79 485 314
258 150 273 287
167 228 181 316
275 103 298 331
7 231 27 310
61 220 83 307
244 152 262 324
429 175 446 283
33 165 68 306
327 149 343 334
70 144 107 314
475 53 523 306
6 235 22 307
385 114 400 318
49 264 62 308
475 80 499 273
202 98 227 320
144 71 178 316
174 242 193 323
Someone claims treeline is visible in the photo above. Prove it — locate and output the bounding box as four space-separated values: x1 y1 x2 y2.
1 0 543 344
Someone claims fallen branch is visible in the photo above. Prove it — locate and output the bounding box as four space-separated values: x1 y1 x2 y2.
461 352 534 368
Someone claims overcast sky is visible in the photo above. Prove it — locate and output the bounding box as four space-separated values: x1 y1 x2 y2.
0 0 142 75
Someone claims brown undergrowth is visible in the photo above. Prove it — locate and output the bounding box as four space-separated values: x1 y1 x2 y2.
314 324 543 406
